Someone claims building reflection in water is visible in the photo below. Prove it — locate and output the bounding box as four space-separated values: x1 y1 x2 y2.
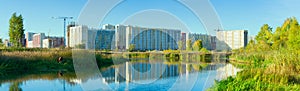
98 62 241 84
76 60 242 91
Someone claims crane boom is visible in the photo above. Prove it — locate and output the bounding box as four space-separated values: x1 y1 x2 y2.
52 16 73 47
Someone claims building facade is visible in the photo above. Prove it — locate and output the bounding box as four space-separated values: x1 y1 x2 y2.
43 37 64 48
115 24 127 50
70 24 181 51
69 25 88 49
25 32 36 48
122 25 181 51
69 25 115 50
4 39 11 47
188 33 217 50
95 30 115 50
32 33 45 48
216 30 248 50
180 33 187 50
102 24 115 30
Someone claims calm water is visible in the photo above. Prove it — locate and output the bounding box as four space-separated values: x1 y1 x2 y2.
0 62 240 91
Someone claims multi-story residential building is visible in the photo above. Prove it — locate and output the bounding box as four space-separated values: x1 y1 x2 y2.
70 24 181 51
216 30 248 50
43 37 64 48
32 33 45 48
27 41 33 48
67 23 76 48
95 30 115 50
4 39 11 47
102 24 115 30
181 33 187 50
188 33 216 50
69 25 89 49
115 24 127 50
25 32 36 47
69 25 115 50
123 25 181 51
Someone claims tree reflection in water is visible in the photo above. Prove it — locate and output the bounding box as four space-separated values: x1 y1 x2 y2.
9 82 22 91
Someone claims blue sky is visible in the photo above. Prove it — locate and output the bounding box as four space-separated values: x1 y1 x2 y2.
0 0 299 39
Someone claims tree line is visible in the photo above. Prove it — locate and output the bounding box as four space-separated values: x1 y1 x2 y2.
245 17 300 52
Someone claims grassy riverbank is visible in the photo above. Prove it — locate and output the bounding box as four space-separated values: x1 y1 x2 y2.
210 50 300 91
0 48 224 76
0 49 114 76
0 50 73 74
209 17 300 91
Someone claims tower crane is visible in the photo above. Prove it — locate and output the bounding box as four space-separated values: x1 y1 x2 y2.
52 16 73 47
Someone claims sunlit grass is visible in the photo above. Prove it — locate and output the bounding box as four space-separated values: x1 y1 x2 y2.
210 49 300 91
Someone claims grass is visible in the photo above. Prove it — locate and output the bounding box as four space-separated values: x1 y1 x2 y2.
209 49 300 91
0 50 73 74
0 49 115 77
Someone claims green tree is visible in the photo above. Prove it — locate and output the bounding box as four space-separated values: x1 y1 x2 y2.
128 44 135 52
0 38 3 48
177 41 182 50
75 44 85 49
192 40 203 51
272 27 286 49
0 38 2 44
255 24 273 44
287 17 300 49
186 39 192 51
9 82 22 91
246 39 256 52
9 13 25 47
200 48 209 53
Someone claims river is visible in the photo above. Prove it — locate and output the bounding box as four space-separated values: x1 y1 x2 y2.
0 61 240 91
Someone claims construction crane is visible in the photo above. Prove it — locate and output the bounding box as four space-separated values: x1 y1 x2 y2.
52 16 73 47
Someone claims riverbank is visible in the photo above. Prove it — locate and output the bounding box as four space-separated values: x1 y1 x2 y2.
209 49 300 91
0 50 114 76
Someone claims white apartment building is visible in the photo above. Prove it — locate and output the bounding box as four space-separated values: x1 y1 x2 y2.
69 25 90 49
69 25 115 49
32 33 45 48
216 30 248 50
118 25 181 51
70 24 181 51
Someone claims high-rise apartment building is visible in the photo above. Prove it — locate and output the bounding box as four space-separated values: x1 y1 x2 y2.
188 33 217 50
181 33 187 50
124 25 181 51
216 30 248 50
25 32 36 47
70 24 181 51
69 25 115 50
32 33 45 48
43 37 64 48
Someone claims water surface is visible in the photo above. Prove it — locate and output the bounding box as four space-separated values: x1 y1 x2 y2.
0 61 240 91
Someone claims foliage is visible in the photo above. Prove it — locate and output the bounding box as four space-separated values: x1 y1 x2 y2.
0 50 114 75
287 17 300 50
128 44 135 52
0 38 4 48
212 50 300 91
177 41 183 50
255 24 272 44
192 40 203 51
9 82 22 91
245 39 255 52
186 39 192 51
211 17 300 90
74 44 85 49
9 13 25 47
163 49 180 54
200 48 209 53
0 38 3 44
